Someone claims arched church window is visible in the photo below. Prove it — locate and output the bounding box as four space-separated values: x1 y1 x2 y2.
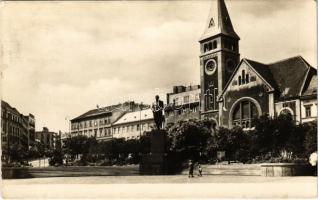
238 76 242 85
208 42 212 51
204 44 208 52
212 41 217 49
231 43 235 51
280 108 291 116
242 70 246 84
232 100 259 128
279 108 294 120
246 74 249 83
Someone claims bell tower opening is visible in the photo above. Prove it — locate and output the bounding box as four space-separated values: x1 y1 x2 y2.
199 0 240 121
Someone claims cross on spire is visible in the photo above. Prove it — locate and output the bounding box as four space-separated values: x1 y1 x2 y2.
200 0 239 41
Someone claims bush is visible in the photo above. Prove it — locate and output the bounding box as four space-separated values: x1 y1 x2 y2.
304 122 317 155
49 149 64 166
167 119 211 162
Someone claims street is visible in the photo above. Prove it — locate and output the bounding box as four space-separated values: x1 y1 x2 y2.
2 175 317 199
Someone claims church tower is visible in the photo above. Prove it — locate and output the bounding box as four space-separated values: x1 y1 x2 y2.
199 0 240 123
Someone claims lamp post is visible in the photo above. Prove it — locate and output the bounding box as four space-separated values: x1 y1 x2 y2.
139 102 143 138
65 116 71 138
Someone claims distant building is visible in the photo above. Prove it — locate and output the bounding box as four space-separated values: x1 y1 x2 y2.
113 108 155 140
70 101 148 141
165 85 201 125
35 127 58 150
1 100 35 163
23 114 36 148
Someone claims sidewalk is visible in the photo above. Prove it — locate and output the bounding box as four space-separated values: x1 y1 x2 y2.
2 175 317 199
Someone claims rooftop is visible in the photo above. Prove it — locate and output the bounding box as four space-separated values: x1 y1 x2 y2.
113 108 154 126
244 56 316 99
71 101 146 122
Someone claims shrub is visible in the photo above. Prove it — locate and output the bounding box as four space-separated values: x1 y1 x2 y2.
304 122 317 155
49 149 64 166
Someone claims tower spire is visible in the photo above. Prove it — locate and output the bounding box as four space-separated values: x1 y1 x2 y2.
200 0 239 41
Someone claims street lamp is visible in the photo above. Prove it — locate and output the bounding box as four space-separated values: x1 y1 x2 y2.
139 102 143 138
65 116 71 138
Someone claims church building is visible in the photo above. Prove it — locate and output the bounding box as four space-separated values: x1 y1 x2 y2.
199 0 317 129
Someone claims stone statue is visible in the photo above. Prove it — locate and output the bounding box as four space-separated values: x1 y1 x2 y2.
152 95 164 130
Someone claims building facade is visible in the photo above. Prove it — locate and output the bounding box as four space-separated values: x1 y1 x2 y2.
165 85 201 125
1 100 35 163
70 101 147 141
112 108 155 140
35 127 59 150
198 0 317 129
23 114 36 148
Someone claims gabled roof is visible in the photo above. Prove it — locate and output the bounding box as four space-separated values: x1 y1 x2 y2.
71 107 112 122
244 59 278 90
113 109 154 126
302 68 317 96
200 0 239 41
268 56 311 98
220 56 316 99
219 59 275 99
71 103 125 122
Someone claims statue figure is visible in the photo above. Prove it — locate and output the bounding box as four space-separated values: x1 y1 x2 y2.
152 95 164 130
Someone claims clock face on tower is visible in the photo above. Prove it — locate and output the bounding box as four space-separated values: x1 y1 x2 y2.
205 59 217 75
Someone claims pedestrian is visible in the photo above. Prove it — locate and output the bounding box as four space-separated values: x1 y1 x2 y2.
188 160 194 178
198 163 202 177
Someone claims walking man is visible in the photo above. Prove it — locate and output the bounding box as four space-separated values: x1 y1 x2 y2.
188 160 194 178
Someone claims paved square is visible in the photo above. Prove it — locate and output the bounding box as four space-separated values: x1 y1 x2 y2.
2 175 317 199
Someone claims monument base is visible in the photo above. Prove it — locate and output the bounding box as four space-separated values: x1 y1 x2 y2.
139 130 167 175
139 154 167 175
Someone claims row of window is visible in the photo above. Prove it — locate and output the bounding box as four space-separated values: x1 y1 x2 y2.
202 40 236 53
233 101 316 128
113 123 153 134
2 111 24 124
203 41 217 53
173 94 200 106
238 70 250 85
72 117 111 130
2 121 28 136
280 103 315 118
77 127 112 138
166 106 199 117
74 122 154 137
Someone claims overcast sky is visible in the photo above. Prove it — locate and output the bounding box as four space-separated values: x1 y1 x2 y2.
1 0 316 132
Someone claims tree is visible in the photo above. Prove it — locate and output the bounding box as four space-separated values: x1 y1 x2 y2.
205 126 251 162
62 135 94 159
49 149 64 166
8 143 27 163
167 119 212 161
304 121 317 155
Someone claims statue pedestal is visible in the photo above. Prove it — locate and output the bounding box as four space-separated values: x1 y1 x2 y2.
140 130 167 175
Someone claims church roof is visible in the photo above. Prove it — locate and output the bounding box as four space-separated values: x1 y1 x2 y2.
244 59 278 90
302 67 317 96
200 0 239 41
244 56 315 99
303 75 317 96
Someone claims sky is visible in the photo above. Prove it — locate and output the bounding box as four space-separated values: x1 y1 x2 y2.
1 0 316 132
